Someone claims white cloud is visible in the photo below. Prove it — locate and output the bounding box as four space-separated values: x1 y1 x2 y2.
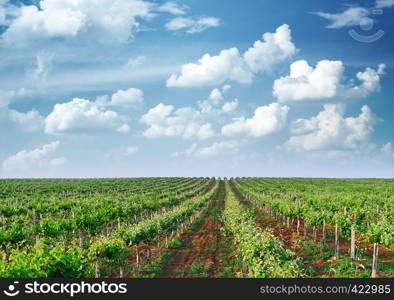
140 103 174 124
2 141 62 172
381 142 394 157
8 109 45 132
198 87 225 113
2 4 86 45
273 60 385 102
140 103 214 140
140 85 239 140
124 146 139 156
376 0 394 8
222 98 239 113
2 0 154 45
167 24 296 87
167 48 252 87
344 64 386 98
208 88 223 104
196 123 214 139
274 60 343 102
243 24 297 73
165 16 220 34
45 98 129 135
172 140 240 158
312 7 371 29
95 88 144 110
221 103 289 137
157 2 187 15
286 104 375 152
290 117 318 135
108 88 144 108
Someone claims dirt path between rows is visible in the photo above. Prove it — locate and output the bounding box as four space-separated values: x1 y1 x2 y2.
159 180 235 278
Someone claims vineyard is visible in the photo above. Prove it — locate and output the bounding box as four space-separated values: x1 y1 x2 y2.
0 177 393 278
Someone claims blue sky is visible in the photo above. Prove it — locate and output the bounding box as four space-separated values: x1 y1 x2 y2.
0 0 393 178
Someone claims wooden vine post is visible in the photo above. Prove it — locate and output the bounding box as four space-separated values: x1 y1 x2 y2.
242 259 249 277
322 220 326 246
157 238 161 255
78 230 85 247
334 223 340 259
95 263 101 278
135 244 140 271
371 243 379 278
350 225 356 260
35 234 40 247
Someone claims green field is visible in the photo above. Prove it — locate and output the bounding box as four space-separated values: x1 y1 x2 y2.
0 177 393 278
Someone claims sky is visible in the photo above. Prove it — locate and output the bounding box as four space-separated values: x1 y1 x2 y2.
0 0 393 178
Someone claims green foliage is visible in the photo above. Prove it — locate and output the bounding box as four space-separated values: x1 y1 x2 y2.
0 177 215 278
223 182 303 278
88 237 128 267
0 242 89 278
234 177 394 251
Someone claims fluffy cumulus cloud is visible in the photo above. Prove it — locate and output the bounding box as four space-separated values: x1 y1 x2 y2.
198 85 232 113
1 0 154 45
45 98 130 135
273 60 385 102
286 104 375 152
2 141 66 175
140 103 214 140
165 16 220 34
274 60 344 101
381 142 394 157
167 48 252 87
172 140 241 158
107 88 144 108
166 24 297 87
140 86 239 139
221 103 289 137
243 24 297 73
312 7 371 29
222 99 239 113
345 64 386 98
